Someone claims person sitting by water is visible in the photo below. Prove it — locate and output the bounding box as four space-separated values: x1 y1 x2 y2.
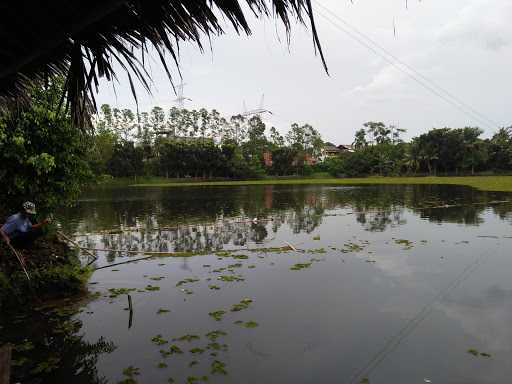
0 202 50 249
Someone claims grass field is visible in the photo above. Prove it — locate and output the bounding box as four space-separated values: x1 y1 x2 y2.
129 176 512 193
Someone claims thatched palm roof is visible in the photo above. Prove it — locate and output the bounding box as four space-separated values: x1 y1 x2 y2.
0 0 326 126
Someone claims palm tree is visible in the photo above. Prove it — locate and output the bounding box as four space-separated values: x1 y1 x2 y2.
0 1 327 127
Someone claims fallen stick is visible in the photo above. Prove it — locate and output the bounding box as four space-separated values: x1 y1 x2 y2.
283 241 298 252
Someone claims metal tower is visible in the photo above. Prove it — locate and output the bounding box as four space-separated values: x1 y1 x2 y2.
241 93 272 117
173 82 192 109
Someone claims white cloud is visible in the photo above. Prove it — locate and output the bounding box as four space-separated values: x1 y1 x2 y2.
438 0 512 51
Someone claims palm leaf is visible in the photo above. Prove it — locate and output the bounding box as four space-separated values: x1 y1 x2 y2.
0 0 327 127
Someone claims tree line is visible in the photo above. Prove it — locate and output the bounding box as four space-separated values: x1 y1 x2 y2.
89 105 324 179
321 122 512 177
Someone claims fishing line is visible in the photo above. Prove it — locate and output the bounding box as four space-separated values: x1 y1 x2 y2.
313 1 500 130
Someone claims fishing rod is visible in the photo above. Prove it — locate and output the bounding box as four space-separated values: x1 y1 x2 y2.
6 242 30 281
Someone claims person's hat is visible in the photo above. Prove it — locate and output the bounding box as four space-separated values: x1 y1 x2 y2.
22 201 36 215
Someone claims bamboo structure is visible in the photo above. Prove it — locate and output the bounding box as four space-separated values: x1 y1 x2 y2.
57 231 98 265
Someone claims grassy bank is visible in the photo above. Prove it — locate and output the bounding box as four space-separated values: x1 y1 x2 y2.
130 176 512 193
0 236 92 308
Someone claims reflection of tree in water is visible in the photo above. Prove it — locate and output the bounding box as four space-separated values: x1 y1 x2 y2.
59 184 512 253
355 208 406 232
0 310 115 384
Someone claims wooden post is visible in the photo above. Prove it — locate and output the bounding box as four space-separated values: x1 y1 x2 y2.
127 294 133 329
0 344 11 384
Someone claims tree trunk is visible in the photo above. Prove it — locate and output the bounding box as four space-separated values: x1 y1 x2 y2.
0 344 11 384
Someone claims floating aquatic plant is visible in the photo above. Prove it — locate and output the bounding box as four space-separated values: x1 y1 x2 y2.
189 360 199 367
217 275 244 282
234 320 259 328
151 335 168 345
108 287 136 298
190 347 205 354
394 239 413 249
290 262 312 271
122 366 140 378
230 298 253 312
176 278 200 287
205 330 227 341
145 285 160 291
215 251 232 257
206 342 227 351
244 321 259 328
150 276 165 281
157 308 171 314
157 362 168 368
232 254 249 259
186 376 208 384
308 248 326 254
168 345 184 354
209 285 220 290
209 310 226 321
341 242 364 253
211 360 228 375
174 334 200 342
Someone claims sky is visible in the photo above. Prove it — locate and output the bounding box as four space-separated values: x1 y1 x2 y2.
95 0 512 144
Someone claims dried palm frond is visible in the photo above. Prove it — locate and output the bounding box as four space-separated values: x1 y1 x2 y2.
0 0 327 127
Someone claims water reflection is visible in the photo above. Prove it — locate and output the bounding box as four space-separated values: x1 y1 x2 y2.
0 307 115 384
58 185 512 257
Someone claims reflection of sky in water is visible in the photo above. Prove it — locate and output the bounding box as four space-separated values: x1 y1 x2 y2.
37 185 512 383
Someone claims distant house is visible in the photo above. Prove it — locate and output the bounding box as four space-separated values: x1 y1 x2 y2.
337 144 354 153
318 142 355 162
263 151 273 167
323 142 342 157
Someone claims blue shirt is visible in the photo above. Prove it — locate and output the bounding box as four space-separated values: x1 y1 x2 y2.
1 213 32 237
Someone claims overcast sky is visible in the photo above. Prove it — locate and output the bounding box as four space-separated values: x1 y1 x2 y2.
96 0 512 144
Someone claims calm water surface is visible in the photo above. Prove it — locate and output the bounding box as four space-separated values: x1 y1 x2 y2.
3 184 512 384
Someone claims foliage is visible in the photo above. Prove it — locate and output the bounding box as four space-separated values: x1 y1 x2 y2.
0 79 91 211
91 105 324 180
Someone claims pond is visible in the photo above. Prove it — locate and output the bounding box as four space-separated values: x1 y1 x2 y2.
3 184 512 384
